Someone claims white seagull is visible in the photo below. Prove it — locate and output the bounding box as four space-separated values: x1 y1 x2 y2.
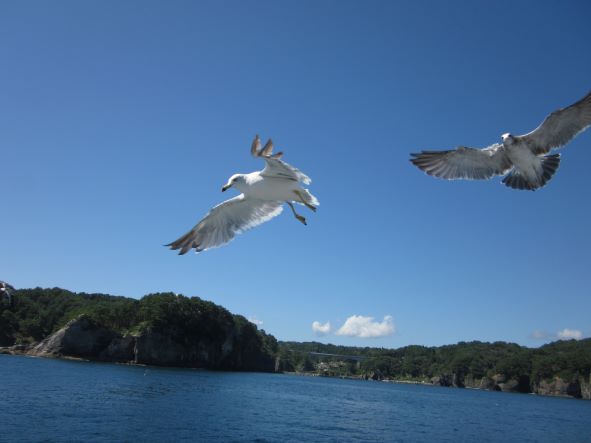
167 135 319 254
410 90 591 190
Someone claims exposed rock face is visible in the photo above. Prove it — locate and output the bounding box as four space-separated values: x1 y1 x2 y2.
134 330 201 366
431 373 464 387
131 327 244 368
431 375 453 387
434 373 531 393
533 377 585 399
19 314 274 372
363 370 384 381
99 336 135 361
487 373 530 393
30 315 118 359
581 376 591 400
463 375 498 391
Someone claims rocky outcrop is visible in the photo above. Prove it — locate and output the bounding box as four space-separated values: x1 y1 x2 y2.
431 373 465 387
99 336 135 361
431 374 453 387
30 315 118 359
0 344 33 355
433 373 533 394
133 330 221 367
532 377 587 399
462 375 498 391
581 376 591 400
18 314 275 372
363 370 384 381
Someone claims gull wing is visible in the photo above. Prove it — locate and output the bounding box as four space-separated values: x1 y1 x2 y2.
166 195 283 254
520 90 591 154
249 134 311 184
410 144 512 180
261 157 312 185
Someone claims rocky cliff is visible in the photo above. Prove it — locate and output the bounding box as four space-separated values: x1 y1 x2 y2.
426 373 589 399
15 314 275 372
532 376 591 400
31 315 118 358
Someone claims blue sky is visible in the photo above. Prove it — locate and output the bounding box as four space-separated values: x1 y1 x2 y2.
1 0 590 348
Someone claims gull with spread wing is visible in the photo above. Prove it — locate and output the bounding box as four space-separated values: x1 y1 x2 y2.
410 90 591 190
167 135 319 254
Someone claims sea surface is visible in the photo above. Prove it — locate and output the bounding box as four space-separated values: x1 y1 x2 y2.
1 355 590 442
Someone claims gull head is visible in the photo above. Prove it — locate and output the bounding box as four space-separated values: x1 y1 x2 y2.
501 133 515 145
222 174 246 192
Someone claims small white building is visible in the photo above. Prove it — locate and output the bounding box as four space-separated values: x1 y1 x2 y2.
0 281 14 305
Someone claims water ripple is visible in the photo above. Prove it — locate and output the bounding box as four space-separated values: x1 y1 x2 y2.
1 355 590 443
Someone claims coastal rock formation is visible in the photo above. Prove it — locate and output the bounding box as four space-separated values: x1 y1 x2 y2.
431 375 453 387
462 375 498 391
99 336 135 361
432 373 532 393
532 377 589 399
18 314 275 372
431 373 464 387
30 315 118 359
581 377 591 400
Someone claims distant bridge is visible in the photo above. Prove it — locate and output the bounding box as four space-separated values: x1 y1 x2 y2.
278 350 370 372
287 349 370 361
306 352 369 362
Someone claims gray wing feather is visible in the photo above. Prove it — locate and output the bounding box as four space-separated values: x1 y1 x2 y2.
410 144 512 180
261 158 311 184
251 135 283 159
166 195 283 254
251 134 262 157
249 134 310 184
520 91 591 154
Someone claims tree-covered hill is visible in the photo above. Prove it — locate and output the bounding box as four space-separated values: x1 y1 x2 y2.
0 287 277 371
278 340 591 398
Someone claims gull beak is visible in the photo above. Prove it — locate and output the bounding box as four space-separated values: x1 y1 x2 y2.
222 184 231 192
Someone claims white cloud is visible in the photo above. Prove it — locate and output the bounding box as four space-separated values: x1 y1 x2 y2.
248 316 263 326
312 321 331 335
556 328 583 340
335 315 395 338
530 330 549 340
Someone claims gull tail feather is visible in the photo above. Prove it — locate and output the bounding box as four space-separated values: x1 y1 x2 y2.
501 154 560 191
540 153 560 186
299 189 319 207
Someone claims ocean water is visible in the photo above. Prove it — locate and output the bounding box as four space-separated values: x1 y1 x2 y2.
1 355 589 442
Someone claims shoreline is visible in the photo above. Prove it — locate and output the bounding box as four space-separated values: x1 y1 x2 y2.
1 351 587 401
283 370 588 400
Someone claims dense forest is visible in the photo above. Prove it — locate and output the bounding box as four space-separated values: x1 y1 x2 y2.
1 285 590 397
279 340 591 382
278 340 591 396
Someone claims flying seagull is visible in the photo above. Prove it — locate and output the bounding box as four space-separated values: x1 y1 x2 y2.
410 90 591 190
167 135 319 254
